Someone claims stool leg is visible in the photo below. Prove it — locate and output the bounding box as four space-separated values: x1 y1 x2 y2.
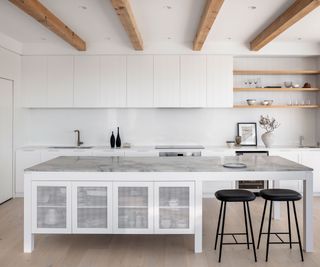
266 201 273 262
214 201 224 250
243 201 250 249
246 201 257 262
257 199 267 249
287 201 292 249
218 201 227 263
292 201 304 262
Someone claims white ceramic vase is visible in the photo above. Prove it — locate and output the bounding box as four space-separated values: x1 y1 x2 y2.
261 132 274 148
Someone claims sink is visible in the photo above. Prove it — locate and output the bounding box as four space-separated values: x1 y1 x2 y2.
48 146 93 149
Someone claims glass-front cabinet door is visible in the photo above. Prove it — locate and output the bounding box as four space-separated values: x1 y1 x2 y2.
113 182 153 233
154 182 195 234
72 182 112 233
32 181 71 233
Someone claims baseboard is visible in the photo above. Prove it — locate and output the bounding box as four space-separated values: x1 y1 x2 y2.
14 192 24 198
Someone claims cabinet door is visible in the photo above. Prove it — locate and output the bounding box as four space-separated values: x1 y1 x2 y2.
47 56 74 107
74 56 100 107
301 151 320 193
127 56 153 107
15 149 42 195
154 56 180 107
100 56 126 107
207 55 233 107
269 150 301 192
32 181 71 233
180 56 206 107
72 182 112 233
154 182 194 234
113 182 153 233
22 56 47 107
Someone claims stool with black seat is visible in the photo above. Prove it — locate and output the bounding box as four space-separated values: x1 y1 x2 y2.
257 189 304 262
214 189 257 263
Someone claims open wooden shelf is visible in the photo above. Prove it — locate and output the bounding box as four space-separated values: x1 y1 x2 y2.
234 87 320 92
233 70 320 75
233 105 319 109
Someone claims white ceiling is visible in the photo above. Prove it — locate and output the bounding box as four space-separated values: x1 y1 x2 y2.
0 0 319 54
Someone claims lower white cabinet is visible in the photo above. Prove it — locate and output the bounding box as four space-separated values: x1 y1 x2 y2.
72 182 112 233
154 182 194 234
32 181 72 233
113 182 154 233
301 151 320 193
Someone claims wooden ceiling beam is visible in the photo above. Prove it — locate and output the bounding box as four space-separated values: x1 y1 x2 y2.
9 0 86 51
111 0 143 50
193 0 225 51
250 0 320 51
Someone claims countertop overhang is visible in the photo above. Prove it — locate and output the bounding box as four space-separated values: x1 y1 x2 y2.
26 155 313 173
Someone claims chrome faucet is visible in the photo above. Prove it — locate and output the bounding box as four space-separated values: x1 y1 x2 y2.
74 130 83 147
299 135 304 147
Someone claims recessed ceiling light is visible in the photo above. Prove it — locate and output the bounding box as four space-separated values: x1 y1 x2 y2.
248 6 257 10
79 5 87 10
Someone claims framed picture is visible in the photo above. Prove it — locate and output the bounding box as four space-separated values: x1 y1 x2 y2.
237 123 257 146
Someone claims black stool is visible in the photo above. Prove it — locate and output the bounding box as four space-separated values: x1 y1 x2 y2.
257 189 304 262
214 189 257 262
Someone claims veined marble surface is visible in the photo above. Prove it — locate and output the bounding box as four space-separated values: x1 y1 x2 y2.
26 155 312 173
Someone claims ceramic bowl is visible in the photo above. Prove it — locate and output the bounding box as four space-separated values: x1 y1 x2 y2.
246 99 256 105
262 100 273 106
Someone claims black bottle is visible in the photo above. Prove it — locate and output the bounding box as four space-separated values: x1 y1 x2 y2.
110 131 115 148
116 127 121 148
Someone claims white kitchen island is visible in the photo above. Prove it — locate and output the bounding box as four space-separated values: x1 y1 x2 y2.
24 155 313 254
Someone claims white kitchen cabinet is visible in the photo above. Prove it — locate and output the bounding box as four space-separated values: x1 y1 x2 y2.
15 149 42 195
206 55 233 108
32 181 72 233
74 56 100 107
269 150 302 192
47 56 74 107
127 56 154 107
22 56 47 107
154 56 180 107
91 150 125 157
124 150 159 157
301 151 320 193
154 182 194 234
100 56 126 107
72 182 112 233
180 56 206 107
202 150 236 196
113 182 154 233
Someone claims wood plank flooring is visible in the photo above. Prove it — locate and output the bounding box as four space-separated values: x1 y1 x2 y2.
0 197 319 267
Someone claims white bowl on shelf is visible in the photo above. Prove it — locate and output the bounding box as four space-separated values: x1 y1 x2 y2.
246 99 256 106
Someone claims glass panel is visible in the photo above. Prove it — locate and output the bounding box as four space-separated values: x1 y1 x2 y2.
37 186 66 207
159 187 189 207
118 208 148 228
118 187 148 207
77 187 108 207
77 208 108 228
37 207 66 228
159 208 189 229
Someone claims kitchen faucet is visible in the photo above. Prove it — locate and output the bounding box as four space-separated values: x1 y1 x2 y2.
74 130 83 147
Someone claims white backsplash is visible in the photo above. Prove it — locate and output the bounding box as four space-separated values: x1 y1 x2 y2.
24 108 317 147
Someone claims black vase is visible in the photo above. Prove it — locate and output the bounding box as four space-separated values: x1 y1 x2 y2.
116 127 121 148
110 131 115 148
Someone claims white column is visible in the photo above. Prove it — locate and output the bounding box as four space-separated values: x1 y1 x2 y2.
194 180 203 253
303 173 313 252
24 173 34 253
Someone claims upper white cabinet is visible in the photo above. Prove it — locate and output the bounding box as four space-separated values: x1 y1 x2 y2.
74 56 100 107
100 56 126 107
22 56 47 107
47 56 74 107
127 56 154 107
154 56 180 107
180 56 206 107
207 55 233 108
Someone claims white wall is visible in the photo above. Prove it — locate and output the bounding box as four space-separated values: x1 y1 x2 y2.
24 108 317 147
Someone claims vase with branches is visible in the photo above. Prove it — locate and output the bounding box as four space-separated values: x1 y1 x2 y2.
259 115 280 147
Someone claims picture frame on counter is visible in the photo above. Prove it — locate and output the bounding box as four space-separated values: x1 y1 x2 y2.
237 122 257 146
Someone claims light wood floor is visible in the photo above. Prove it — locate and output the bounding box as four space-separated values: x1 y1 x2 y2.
0 197 320 267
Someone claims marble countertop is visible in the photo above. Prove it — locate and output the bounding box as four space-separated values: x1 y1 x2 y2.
26 155 312 173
